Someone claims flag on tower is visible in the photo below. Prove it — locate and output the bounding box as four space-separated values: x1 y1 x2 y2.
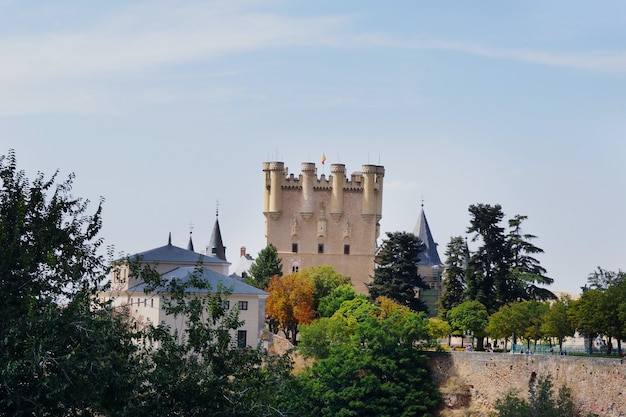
322 153 326 165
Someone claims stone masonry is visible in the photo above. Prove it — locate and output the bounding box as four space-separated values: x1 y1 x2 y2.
427 351 626 417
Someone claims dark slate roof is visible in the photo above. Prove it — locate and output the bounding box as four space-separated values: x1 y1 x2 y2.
130 266 267 296
128 242 229 266
208 217 227 261
187 233 194 252
412 207 443 266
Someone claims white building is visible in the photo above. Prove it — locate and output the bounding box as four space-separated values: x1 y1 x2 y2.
100 229 268 348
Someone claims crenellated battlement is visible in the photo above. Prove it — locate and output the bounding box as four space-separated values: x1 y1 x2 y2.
263 159 385 294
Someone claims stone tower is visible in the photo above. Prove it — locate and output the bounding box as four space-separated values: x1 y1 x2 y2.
263 160 384 294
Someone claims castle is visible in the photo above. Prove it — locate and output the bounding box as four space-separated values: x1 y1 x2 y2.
263 160 384 294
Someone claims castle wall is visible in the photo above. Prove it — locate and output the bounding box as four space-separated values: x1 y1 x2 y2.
427 351 626 417
263 161 384 294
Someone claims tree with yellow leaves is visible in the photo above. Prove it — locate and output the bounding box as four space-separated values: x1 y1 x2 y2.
266 272 316 344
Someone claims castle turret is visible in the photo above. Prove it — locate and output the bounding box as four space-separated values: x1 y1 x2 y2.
263 161 285 219
330 163 346 220
300 162 316 219
361 164 384 218
263 160 385 295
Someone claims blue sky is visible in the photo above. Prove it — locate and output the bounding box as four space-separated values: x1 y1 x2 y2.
2 1 625 294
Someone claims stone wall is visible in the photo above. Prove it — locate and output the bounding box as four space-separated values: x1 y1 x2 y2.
427 351 626 417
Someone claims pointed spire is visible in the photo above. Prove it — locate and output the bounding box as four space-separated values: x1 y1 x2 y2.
168 232 172 246
187 221 195 252
207 200 227 261
412 202 442 266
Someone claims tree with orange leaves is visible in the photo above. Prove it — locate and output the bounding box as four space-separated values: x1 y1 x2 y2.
266 272 316 345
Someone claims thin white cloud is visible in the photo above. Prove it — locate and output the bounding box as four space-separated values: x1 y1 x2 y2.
353 34 626 74
0 2 346 83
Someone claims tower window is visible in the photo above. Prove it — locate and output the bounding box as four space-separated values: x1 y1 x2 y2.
318 244 324 254
238 301 248 310
344 244 350 255
292 265 299 273
292 243 298 253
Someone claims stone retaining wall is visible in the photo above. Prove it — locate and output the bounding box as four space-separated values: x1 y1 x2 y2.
427 351 626 417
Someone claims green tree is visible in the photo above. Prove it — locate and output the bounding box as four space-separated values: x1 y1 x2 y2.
542 296 575 353
301 265 351 312
298 317 350 359
438 236 468 319
493 374 598 417
367 231 428 313
294 312 440 417
584 267 626 355
246 243 283 289
507 215 555 301
486 303 525 352
447 300 489 350
317 283 357 318
465 203 509 313
128 266 295 416
570 288 604 354
0 150 141 416
465 205 553 314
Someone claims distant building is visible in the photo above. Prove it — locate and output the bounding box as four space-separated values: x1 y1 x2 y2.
99 225 267 348
263 160 384 294
231 246 255 280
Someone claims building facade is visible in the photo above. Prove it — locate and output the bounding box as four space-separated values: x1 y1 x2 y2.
100 233 268 348
263 160 384 294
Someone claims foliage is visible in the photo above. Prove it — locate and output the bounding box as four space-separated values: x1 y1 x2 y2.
298 317 350 359
129 265 295 416
0 150 129 416
367 231 429 313
492 374 598 417
265 272 316 344
428 317 452 340
541 296 575 353
300 265 351 312
293 311 440 417
447 300 489 349
0 150 296 416
246 243 283 290
438 236 468 318
465 204 554 314
317 283 357 318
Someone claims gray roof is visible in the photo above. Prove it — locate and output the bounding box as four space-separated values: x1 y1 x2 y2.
131 266 267 296
208 216 227 261
412 207 443 266
127 242 229 266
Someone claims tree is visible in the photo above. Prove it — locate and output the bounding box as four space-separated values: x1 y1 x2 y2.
265 272 316 344
127 265 295 416
486 303 525 352
465 204 509 313
317 283 357 318
438 236 468 319
493 374 598 417
300 265 350 313
0 150 139 416
465 204 553 313
507 215 555 301
542 296 575 353
570 288 605 354
583 267 626 355
246 243 283 290
447 300 489 350
367 231 429 313
294 312 440 417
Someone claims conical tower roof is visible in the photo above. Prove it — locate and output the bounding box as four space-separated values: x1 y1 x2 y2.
412 205 442 266
208 210 226 261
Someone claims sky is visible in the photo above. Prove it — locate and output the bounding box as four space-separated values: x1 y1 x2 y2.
2 1 625 295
